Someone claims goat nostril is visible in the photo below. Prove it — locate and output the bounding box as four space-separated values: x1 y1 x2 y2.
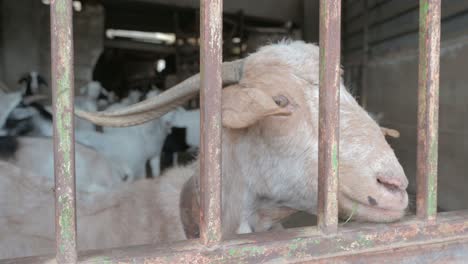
377 177 402 193
368 196 378 206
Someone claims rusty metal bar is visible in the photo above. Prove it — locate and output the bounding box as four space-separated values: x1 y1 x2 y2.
7 210 468 264
317 0 341 234
50 0 78 263
416 0 441 221
199 0 223 245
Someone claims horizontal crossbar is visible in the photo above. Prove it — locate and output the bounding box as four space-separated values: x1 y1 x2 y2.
4 210 468 263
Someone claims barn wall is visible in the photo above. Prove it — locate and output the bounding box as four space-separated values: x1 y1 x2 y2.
107 0 304 25
302 0 320 43
343 1 468 211
0 0 43 91
0 1 104 95
39 3 105 92
0 0 4 84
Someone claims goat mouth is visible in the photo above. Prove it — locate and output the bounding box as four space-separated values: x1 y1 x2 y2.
340 194 407 222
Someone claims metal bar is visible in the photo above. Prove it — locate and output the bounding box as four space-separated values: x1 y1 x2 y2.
104 39 176 54
416 0 441 221
199 0 223 245
50 0 77 263
7 210 468 264
317 0 341 234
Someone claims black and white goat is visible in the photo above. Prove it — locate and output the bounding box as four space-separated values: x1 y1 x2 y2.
18 71 48 96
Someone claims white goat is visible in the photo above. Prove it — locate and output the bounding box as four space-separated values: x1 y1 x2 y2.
0 137 124 193
75 81 104 131
103 88 171 177
103 89 146 113
0 161 191 259
169 107 200 148
76 40 409 231
5 81 107 136
75 115 172 180
0 93 127 191
0 41 408 259
3 89 171 180
149 107 199 173
79 81 117 110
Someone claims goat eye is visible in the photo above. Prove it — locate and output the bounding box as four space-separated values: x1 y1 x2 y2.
273 95 289 107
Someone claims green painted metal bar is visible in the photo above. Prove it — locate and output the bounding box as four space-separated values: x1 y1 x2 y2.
318 0 341 234
50 0 78 262
5 210 468 263
199 0 223 245
416 0 441 221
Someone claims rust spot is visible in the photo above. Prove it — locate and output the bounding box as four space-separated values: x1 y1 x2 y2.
317 0 341 234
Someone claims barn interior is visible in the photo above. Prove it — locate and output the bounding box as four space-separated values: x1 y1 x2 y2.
0 0 467 253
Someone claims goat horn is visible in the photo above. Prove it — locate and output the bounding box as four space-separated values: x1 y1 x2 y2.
75 59 244 127
381 127 400 138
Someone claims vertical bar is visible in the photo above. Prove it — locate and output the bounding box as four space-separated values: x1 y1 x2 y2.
199 0 223 245
360 0 369 108
416 0 441 221
318 0 341 234
51 0 77 262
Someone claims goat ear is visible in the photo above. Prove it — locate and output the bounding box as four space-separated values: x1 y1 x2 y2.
222 87 292 129
381 127 400 138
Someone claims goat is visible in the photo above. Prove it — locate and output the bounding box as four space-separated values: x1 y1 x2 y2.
6 101 53 137
77 40 408 231
79 81 116 110
0 92 49 136
4 80 104 136
0 161 278 259
101 88 171 177
168 107 200 149
102 89 148 113
2 90 170 180
75 81 105 131
0 41 408 259
74 115 172 180
18 71 48 96
159 127 190 173
77 87 173 179
0 136 126 193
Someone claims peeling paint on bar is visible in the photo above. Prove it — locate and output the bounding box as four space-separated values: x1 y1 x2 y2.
416 0 441 221
199 0 223 245
8 211 468 263
51 0 78 263
317 0 341 234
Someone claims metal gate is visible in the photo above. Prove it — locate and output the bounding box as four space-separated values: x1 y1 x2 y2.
8 0 468 263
